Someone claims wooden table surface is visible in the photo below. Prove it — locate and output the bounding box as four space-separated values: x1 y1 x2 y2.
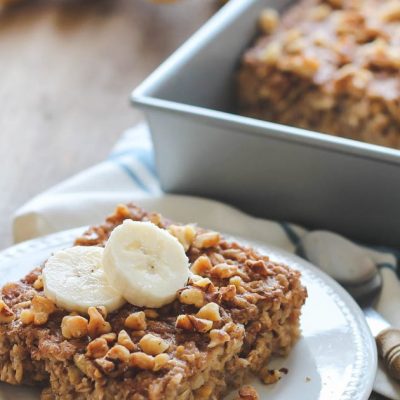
0 0 217 250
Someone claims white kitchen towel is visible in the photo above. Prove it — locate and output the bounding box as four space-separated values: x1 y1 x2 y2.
12 123 400 398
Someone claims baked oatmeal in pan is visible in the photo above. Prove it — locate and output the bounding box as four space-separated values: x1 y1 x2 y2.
0 204 307 399
238 0 400 148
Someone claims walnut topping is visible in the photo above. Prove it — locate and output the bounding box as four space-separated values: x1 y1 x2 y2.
193 232 220 249
176 314 213 333
86 338 109 358
143 309 159 319
246 260 269 276
106 344 130 363
139 333 169 356
191 255 212 276
261 42 282 65
124 311 147 330
33 275 44 290
192 277 214 291
0 299 14 323
88 307 111 338
221 249 247 263
179 288 204 308
229 275 242 287
208 329 230 348
94 357 115 373
210 263 238 279
31 295 55 325
117 330 136 351
113 203 132 219
61 315 89 339
259 8 279 34
196 302 221 322
100 332 117 343
148 212 163 227
153 353 170 371
237 385 260 400
167 224 196 251
129 352 155 370
220 285 237 301
20 309 34 325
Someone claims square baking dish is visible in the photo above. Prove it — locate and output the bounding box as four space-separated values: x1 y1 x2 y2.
132 0 400 248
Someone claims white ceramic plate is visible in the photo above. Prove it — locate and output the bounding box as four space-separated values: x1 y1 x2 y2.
0 230 376 400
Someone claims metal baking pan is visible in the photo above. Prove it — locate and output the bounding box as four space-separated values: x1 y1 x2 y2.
132 0 400 248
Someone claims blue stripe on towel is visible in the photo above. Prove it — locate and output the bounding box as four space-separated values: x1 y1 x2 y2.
111 158 149 192
109 149 157 177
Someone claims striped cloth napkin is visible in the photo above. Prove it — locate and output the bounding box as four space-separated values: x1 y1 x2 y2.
13 123 400 400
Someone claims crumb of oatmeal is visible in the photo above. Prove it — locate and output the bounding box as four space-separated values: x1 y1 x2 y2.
236 385 260 400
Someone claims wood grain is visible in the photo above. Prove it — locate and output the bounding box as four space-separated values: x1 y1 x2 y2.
0 0 217 250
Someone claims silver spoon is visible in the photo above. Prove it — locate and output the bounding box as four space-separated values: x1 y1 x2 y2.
298 230 400 382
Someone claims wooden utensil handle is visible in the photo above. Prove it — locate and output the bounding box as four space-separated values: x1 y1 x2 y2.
376 328 400 381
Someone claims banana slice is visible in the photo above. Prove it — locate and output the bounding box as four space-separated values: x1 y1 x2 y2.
42 246 125 314
102 220 189 308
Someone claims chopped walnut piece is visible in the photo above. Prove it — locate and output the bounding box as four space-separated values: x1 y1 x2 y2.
0 299 14 323
61 315 89 339
88 307 111 338
193 232 220 249
261 42 282 65
220 285 237 301
237 385 260 400
106 344 130 363
94 357 115 373
176 314 213 333
124 311 147 331
86 338 109 358
210 263 238 279
179 288 205 308
191 255 213 276
20 309 34 325
144 309 159 319
229 275 243 287
129 352 155 370
192 277 214 291
117 330 136 351
32 275 44 290
197 302 221 322
259 8 279 34
148 212 163 227
139 333 169 355
246 260 269 276
100 332 117 343
31 295 55 325
167 224 196 251
221 249 247 263
113 203 131 219
153 353 170 371
208 329 230 348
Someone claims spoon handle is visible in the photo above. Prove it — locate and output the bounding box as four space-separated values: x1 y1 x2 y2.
376 328 400 381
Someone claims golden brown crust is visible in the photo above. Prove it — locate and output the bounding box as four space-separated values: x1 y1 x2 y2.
0 203 307 399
